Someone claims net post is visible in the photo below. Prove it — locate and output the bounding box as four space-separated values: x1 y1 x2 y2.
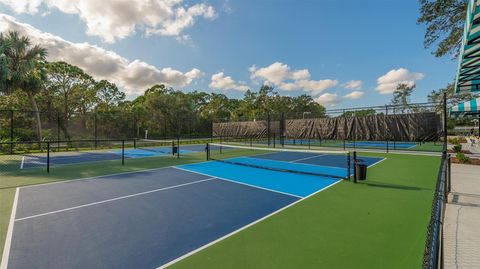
273 133 276 148
353 151 357 184
177 136 180 159
347 151 351 180
134 138 137 149
122 140 125 165
47 141 50 173
206 143 210 160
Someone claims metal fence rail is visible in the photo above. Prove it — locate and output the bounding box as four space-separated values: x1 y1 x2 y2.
422 146 450 269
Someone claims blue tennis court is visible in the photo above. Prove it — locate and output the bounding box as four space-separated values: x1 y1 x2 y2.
21 151 126 169
3 149 383 269
340 141 417 149
20 146 201 169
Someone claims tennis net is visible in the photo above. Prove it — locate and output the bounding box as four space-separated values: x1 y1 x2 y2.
135 139 176 155
207 143 352 180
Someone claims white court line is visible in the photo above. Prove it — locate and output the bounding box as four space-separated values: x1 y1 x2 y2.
19 156 25 169
15 178 216 222
288 154 326 163
19 163 190 189
157 174 343 269
0 188 19 269
173 167 303 199
367 157 387 168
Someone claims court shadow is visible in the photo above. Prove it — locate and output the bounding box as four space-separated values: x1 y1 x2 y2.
362 180 423 191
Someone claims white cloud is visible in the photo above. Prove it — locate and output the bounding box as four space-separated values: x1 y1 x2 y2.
375 68 424 95
279 79 339 95
342 80 362 90
250 62 290 84
249 62 338 95
0 0 216 43
314 93 341 107
209 72 249 92
344 91 365 99
0 14 202 95
290 69 310 80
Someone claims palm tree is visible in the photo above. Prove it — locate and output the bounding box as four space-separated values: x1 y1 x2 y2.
0 31 47 141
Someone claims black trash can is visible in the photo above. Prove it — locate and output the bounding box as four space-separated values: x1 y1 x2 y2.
355 163 367 181
172 146 178 155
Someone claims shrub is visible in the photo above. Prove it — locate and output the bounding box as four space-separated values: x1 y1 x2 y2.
456 153 470 164
448 137 459 144
453 144 462 153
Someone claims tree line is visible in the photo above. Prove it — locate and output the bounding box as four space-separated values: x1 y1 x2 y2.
0 31 325 141
1 0 479 142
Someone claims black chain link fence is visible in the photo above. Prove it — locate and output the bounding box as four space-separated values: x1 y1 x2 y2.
422 144 450 269
213 102 446 153
0 109 214 143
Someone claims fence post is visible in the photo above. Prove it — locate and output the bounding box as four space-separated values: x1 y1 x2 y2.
57 112 60 151
133 113 137 141
353 151 357 184
164 118 167 140
121 140 125 165
393 108 396 150
94 112 98 149
210 120 213 142
447 154 451 194
267 113 271 146
47 141 50 173
220 136 223 154
9 110 14 154
343 109 346 150
443 92 448 153
385 106 389 153
177 136 180 159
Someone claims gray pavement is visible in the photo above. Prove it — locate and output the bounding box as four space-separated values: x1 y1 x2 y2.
444 164 480 269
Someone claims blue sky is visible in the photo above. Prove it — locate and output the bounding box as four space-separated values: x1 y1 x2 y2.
0 0 457 108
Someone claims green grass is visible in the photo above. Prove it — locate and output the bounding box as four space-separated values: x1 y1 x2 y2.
169 152 440 269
